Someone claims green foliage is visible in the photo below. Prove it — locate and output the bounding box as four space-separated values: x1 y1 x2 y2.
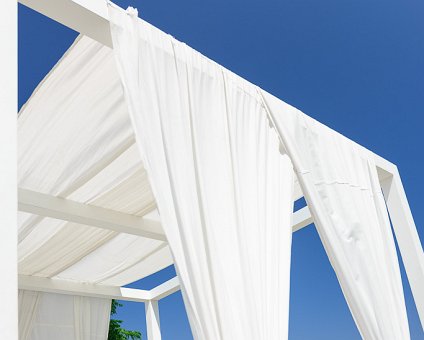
108 300 142 340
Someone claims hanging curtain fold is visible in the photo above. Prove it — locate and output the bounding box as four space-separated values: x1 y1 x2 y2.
108 4 409 339
18 290 41 340
260 92 410 339
18 290 111 340
109 5 295 340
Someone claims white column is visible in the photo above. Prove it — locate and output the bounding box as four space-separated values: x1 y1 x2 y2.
145 300 162 340
381 170 424 330
0 1 18 339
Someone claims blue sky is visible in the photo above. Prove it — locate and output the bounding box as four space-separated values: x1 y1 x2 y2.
19 0 423 339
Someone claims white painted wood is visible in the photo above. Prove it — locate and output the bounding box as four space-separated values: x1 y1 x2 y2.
0 1 18 339
19 274 181 303
19 275 151 302
292 206 313 232
145 300 162 340
18 189 314 239
381 170 424 330
150 277 180 301
18 188 167 241
18 0 112 47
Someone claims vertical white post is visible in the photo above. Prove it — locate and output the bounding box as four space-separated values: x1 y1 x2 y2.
0 1 18 339
145 300 162 340
381 170 424 330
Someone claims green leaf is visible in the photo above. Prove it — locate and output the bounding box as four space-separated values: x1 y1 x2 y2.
108 300 142 340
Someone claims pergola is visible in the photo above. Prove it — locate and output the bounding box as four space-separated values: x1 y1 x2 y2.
2 0 423 339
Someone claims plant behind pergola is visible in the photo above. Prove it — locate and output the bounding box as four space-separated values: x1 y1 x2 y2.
108 300 142 340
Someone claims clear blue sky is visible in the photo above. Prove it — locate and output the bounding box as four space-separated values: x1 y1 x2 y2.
19 0 423 339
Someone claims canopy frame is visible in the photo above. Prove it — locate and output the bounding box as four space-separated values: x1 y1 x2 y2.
13 1 424 339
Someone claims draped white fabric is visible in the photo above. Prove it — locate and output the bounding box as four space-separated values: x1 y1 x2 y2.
261 93 410 339
18 35 173 286
18 290 41 340
109 5 294 340
18 290 111 340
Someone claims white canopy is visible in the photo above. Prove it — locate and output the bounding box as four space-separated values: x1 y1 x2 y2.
18 35 173 287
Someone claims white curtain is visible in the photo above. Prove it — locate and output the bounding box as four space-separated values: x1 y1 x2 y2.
18 35 173 287
18 290 111 340
18 290 41 340
261 93 410 339
109 5 294 340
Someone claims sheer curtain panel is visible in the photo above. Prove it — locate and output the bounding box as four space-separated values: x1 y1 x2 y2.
109 5 295 340
261 92 410 340
18 290 111 340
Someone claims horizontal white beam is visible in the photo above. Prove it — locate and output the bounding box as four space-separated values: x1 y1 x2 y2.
19 0 112 47
292 206 314 232
149 277 181 301
19 274 182 303
18 188 167 241
19 275 151 302
18 189 314 239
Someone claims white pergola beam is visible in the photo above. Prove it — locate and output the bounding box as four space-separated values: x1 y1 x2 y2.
18 188 315 239
292 206 314 232
149 277 181 301
18 0 112 47
381 171 424 330
18 275 151 302
18 188 167 241
19 274 181 303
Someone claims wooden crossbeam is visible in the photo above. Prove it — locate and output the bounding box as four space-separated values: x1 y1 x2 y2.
19 275 152 302
18 188 167 241
18 188 315 241
149 277 180 301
